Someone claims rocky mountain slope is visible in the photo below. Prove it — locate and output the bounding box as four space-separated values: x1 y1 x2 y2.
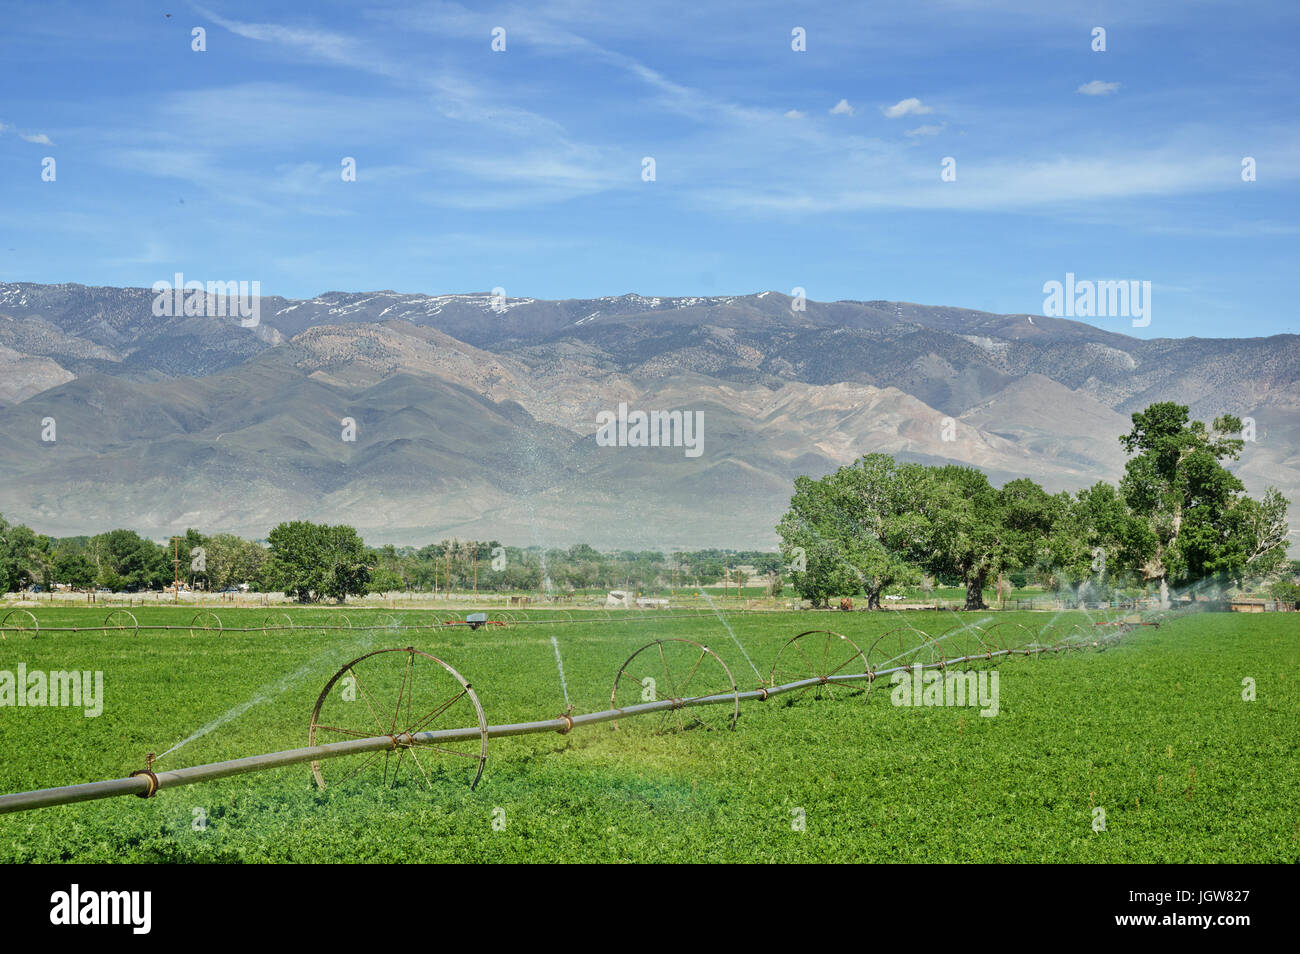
0 282 1294 547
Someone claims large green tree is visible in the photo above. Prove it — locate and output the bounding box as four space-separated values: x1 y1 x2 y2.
202 533 267 590
0 517 52 591
777 454 924 608
913 466 1016 610
1044 482 1145 600
87 529 168 591
1119 403 1288 604
266 521 371 603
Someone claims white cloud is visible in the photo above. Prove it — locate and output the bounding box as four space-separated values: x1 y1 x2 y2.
905 124 944 137
829 99 855 116
20 133 53 145
1077 80 1121 96
194 5 361 66
883 97 933 118
697 143 1296 217
784 109 806 119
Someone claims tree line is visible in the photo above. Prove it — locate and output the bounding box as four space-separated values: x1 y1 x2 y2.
777 403 1292 609
0 517 777 603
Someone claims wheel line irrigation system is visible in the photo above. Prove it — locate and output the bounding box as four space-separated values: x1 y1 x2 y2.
0 608 1161 816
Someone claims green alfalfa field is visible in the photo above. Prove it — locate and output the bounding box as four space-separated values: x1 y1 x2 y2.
0 605 1295 863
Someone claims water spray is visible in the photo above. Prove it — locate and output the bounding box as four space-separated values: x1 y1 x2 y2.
0 615 1150 816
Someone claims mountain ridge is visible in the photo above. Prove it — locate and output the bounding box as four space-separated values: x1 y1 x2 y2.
0 282 1294 547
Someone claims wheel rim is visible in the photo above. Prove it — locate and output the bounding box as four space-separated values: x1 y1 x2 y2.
262 612 293 634
189 612 222 638
104 610 139 637
309 647 488 791
769 630 870 701
0 609 38 639
611 638 739 733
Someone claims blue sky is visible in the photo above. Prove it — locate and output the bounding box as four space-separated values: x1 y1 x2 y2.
1 0 1297 339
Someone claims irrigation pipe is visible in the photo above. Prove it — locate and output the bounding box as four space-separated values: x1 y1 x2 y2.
0 630 1126 816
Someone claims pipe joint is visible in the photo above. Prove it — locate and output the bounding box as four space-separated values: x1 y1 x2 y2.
129 770 158 799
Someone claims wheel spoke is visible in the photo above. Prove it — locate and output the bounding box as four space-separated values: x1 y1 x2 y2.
827 651 867 677
412 742 483 760
405 744 433 789
338 749 386 786
679 649 707 698
313 723 381 740
391 650 414 735
408 689 468 735
657 642 678 700
348 666 389 737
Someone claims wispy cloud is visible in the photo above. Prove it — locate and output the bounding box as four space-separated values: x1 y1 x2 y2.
1077 80 1121 96
693 137 1300 215
0 122 54 145
829 99 855 116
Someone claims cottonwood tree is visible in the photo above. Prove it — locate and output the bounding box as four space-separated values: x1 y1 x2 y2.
913 466 1011 611
202 533 267 590
1045 481 1145 601
0 515 51 591
1119 403 1288 606
777 454 923 609
266 521 371 603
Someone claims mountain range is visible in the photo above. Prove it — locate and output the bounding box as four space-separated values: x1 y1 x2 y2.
1 282 1296 548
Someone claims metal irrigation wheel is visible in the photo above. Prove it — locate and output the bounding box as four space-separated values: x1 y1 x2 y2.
1063 625 1102 653
866 625 940 675
262 612 294 634
768 630 872 701
929 621 996 667
104 610 139 638
308 647 488 791
337 614 353 631
188 612 222 638
981 621 1024 648
0 609 38 640
610 638 739 733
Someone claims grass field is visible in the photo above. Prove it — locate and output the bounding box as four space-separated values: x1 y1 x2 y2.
0 605 1295 862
